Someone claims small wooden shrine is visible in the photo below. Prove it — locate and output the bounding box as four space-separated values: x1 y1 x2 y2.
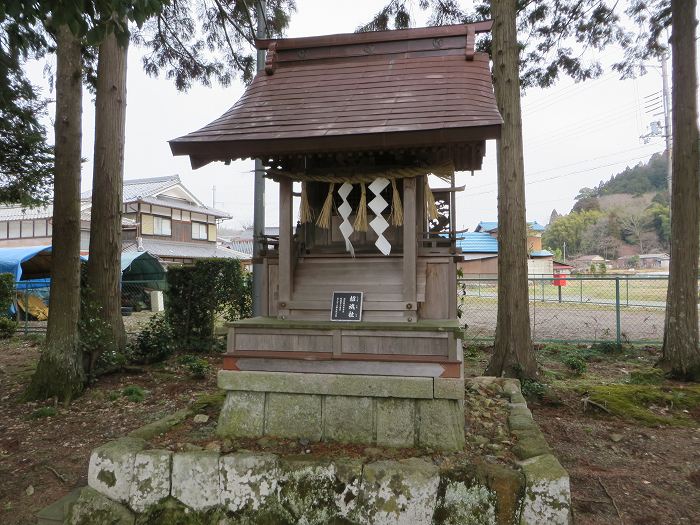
170 22 502 451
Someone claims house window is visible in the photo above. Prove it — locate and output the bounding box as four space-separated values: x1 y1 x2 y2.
154 216 171 236
192 222 208 240
8 221 20 238
172 209 182 221
0 222 6 239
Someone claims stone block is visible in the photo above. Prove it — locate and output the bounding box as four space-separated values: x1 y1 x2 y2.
512 428 552 460
434 378 465 400
323 396 374 444
265 393 322 440
376 398 415 448
358 458 440 525
65 487 135 525
519 454 571 525
171 451 220 511
128 449 172 513
88 437 146 503
217 390 265 438
436 481 496 525
218 370 434 399
219 452 280 513
417 399 465 451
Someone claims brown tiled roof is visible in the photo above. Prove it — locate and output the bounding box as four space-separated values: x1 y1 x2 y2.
170 23 501 168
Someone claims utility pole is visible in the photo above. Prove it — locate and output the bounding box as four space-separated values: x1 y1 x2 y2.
252 0 267 316
661 52 672 206
212 185 216 208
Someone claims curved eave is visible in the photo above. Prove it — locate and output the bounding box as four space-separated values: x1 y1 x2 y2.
169 123 502 170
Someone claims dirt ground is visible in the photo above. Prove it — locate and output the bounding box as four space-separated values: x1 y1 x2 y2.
0 336 221 525
1 334 699 524
465 345 700 525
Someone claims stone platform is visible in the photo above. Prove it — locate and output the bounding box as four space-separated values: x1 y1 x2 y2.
217 370 465 451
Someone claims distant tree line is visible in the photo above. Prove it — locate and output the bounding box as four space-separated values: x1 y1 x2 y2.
544 152 672 258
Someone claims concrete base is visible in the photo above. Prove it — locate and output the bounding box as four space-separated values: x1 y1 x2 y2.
217 370 465 451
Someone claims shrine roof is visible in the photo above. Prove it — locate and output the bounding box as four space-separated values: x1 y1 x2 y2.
169 22 502 169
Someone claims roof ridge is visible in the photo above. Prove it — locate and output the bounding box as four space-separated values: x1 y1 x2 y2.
124 174 179 186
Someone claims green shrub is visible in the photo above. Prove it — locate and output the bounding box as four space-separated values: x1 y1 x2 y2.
30 406 57 419
128 314 174 364
562 354 587 375
521 379 547 399
0 273 14 312
121 385 146 402
179 355 211 379
0 317 17 339
165 259 250 352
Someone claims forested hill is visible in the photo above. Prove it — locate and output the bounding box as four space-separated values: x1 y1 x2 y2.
544 151 670 260
596 152 668 196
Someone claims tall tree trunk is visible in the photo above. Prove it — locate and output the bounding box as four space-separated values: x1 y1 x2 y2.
660 0 700 381
25 24 85 402
485 0 537 379
86 29 128 366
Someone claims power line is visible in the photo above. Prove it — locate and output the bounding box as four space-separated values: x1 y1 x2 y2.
464 150 663 197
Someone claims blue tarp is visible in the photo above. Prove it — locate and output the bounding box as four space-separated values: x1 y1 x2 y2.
0 245 53 281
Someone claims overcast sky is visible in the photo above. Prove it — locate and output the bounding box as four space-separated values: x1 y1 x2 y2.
24 1 700 231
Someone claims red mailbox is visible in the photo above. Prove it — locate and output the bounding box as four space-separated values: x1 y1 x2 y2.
552 273 567 287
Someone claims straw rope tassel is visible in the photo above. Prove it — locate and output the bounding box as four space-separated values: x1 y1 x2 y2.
353 182 368 232
299 181 314 223
390 178 403 226
316 182 335 229
425 177 439 221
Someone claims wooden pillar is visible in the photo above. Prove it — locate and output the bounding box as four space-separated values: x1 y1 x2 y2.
403 177 417 322
278 178 292 319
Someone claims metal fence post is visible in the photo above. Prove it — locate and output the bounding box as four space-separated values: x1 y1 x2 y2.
580 279 583 303
615 277 621 346
24 287 29 336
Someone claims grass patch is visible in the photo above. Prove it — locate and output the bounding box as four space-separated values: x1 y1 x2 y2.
190 391 226 413
582 384 700 427
629 368 665 385
30 406 57 419
121 385 147 402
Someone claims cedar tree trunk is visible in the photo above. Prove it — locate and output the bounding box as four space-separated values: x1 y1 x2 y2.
485 0 537 379
86 28 128 365
660 0 700 380
25 25 85 402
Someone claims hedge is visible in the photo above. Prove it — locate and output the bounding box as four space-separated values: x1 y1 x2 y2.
165 258 251 351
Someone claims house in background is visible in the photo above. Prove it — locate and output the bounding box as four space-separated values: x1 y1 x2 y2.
82 175 239 266
639 253 670 270
0 204 135 253
458 220 554 276
571 254 605 271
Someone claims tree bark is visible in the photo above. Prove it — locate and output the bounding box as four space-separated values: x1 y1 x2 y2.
660 0 700 381
86 28 128 364
25 24 85 402
485 0 537 379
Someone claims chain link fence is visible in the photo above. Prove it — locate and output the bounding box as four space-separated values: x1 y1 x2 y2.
9 278 168 335
458 275 685 345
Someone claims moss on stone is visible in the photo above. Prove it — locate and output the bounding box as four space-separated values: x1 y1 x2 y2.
128 409 192 440
66 487 135 525
97 469 117 488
